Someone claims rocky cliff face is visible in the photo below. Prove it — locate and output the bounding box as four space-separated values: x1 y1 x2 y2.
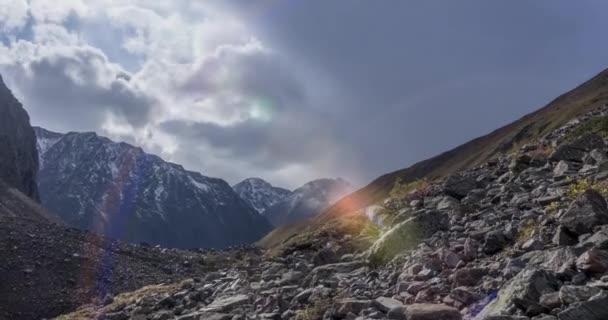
264 178 353 226
0 75 39 200
35 129 272 248
233 178 291 214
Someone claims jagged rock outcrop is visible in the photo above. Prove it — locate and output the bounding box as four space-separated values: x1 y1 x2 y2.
36 128 272 248
233 178 291 214
0 75 39 200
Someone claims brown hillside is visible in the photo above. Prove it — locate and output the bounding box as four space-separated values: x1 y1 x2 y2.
259 67 608 248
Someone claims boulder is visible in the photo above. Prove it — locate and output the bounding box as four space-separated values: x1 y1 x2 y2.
444 174 478 200
403 304 462 320
521 238 544 252
553 225 577 246
558 295 608 320
550 133 606 163
559 189 608 235
453 268 486 287
559 285 602 305
200 295 250 313
579 225 608 250
483 230 509 254
475 268 559 318
368 211 448 264
570 133 606 152
516 247 577 276
373 297 403 313
334 299 371 317
576 249 608 274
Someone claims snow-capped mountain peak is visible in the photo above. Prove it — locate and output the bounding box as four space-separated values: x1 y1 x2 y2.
233 178 290 214
35 128 272 248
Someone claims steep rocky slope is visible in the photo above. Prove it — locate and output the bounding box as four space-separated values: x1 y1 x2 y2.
59 103 608 320
0 75 39 200
264 178 353 226
35 128 272 249
263 68 608 248
233 178 291 214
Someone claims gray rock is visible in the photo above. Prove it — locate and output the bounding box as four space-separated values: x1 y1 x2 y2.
368 211 448 263
553 226 577 246
579 226 608 250
522 238 544 252
372 297 403 313
387 306 408 320
476 268 559 318
576 249 608 274
403 304 462 320
334 299 372 317
539 291 561 309
200 295 250 313
453 268 486 287
558 295 608 320
444 174 478 200
559 285 601 305
559 189 608 235
570 133 606 152
484 230 509 254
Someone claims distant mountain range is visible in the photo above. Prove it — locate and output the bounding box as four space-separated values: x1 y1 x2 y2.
34 127 272 248
233 178 291 214
234 177 353 226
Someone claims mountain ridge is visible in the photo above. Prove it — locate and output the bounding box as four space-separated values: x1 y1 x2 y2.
35 127 273 249
233 177 291 214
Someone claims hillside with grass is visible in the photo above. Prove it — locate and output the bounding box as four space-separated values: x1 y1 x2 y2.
260 67 608 249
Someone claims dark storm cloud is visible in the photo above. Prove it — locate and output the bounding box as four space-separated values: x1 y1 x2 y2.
223 0 608 183
160 109 340 171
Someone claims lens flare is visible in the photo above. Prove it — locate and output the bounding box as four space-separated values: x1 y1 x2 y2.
249 96 275 122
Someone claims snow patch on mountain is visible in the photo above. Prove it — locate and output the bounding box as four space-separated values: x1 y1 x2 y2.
34 128 272 248
264 178 354 226
233 178 291 214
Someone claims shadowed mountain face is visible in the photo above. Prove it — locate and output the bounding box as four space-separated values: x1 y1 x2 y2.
35 128 272 249
0 75 39 201
264 178 353 226
233 178 291 214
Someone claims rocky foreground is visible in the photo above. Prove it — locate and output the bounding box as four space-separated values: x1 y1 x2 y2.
56 105 608 320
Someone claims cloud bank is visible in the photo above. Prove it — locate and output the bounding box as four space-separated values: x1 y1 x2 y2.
2 1 608 189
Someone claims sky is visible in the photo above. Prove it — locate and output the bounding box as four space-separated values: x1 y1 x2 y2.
1 1 608 190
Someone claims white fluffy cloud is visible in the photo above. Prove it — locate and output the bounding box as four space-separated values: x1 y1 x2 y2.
0 0 29 31
0 0 346 188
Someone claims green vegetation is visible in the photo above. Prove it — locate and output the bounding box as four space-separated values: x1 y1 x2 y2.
516 221 537 242
565 177 608 200
566 116 608 142
296 300 332 320
545 201 560 213
55 283 180 320
389 178 431 201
